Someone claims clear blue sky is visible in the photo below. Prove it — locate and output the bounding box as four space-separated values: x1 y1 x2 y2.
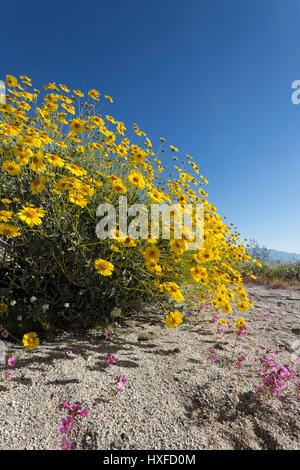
2 0 300 252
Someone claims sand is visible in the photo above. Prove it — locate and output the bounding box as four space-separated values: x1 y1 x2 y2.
0 285 299 450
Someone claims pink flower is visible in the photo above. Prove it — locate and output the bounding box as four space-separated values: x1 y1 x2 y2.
116 375 127 391
61 401 88 419
61 400 72 412
1 330 8 338
78 407 89 418
106 354 116 365
7 356 16 367
58 416 73 434
106 331 113 340
65 349 73 357
60 435 73 450
211 355 216 362
89 339 94 345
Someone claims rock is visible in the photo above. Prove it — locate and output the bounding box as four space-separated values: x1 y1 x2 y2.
112 438 122 449
137 334 149 341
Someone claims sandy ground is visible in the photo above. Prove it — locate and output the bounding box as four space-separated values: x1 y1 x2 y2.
0 285 299 450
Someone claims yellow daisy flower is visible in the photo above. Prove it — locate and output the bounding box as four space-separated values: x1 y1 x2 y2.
17 206 46 227
22 332 39 350
2 161 21 176
94 259 114 276
165 310 183 329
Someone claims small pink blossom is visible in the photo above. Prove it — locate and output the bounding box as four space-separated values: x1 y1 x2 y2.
7 356 16 367
58 416 73 434
106 354 116 365
60 435 73 450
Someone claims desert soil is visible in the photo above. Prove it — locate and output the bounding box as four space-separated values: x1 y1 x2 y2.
0 285 299 450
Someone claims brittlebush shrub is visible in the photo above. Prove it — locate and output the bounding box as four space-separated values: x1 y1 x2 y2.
0 75 258 337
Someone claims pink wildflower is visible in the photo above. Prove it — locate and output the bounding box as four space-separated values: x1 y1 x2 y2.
58 416 73 434
60 435 73 450
7 356 16 367
106 354 116 365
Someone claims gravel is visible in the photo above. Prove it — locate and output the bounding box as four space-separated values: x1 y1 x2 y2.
0 285 299 450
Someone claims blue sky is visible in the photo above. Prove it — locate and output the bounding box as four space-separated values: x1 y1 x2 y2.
2 0 300 252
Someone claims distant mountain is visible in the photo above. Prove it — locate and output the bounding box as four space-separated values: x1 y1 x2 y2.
268 249 300 263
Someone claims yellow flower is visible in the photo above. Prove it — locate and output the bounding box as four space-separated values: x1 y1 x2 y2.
61 103 75 114
165 310 183 329
22 332 39 350
105 95 113 103
144 245 161 262
0 210 13 222
145 259 162 275
70 118 85 133
17 206 46 227
0 303 8 313
127 171 145 190
2 161 21 176
190 265 208 283
6 75 18 87
170 239 187 255
234 317 247 329
131 149 147 164
120 236 137 248
66 163 87 176
31 175 46 192
111 181 127 194
94 259 114 276
60 84 70 93
0 223 21 237
88 89 100 100
54 178 71 191
221 302 232 314
46 153 64 167
30 152 46 172
16 147 33 166
163 282 184 302
111 244 120 253
236 301 249 313
73 89 84 98
69 191 88 208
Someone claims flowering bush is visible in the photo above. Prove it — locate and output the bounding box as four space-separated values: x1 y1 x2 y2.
0 74 257 338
